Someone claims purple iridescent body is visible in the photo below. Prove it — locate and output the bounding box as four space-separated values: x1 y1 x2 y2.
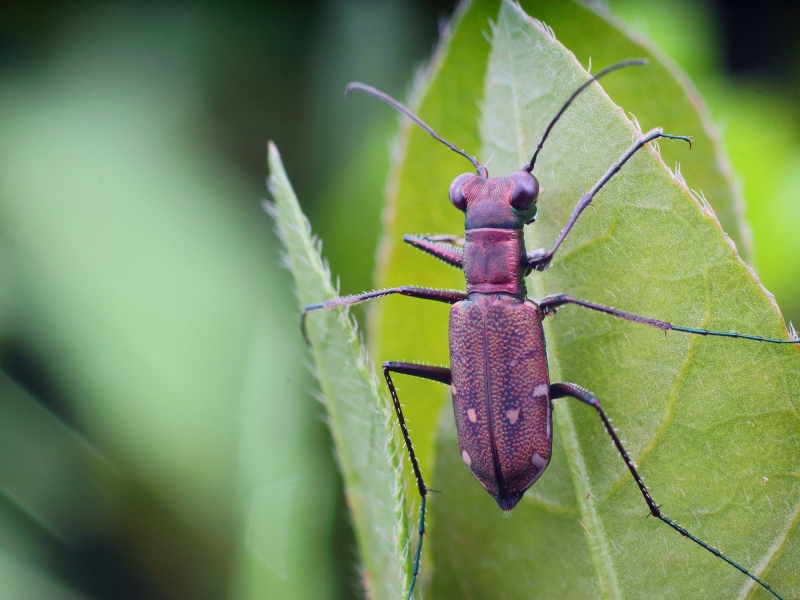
448 170 550 511
450 296 550 510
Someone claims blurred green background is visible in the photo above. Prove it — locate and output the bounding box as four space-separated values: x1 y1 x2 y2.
0 1 797 598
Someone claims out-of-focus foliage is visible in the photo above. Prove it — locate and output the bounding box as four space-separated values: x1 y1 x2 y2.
0 2 449 598
0 8 339 598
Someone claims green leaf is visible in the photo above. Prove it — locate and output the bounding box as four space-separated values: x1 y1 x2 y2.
370 1 800 599
524 1 752 262
372 0 753 486
266 143 408 600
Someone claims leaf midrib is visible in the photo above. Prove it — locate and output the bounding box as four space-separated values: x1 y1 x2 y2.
498 5 621 597
495 3 795 595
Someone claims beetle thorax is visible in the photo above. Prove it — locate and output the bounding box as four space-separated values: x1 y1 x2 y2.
449 172 539 297
462 228 527 296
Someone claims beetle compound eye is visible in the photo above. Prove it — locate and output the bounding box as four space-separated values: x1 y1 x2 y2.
509 170 539 210
510 170 539 209
449 173 474 211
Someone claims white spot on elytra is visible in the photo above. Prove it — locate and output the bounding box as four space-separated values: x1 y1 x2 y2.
467 408 477 423
534 383 549 398
461 449 472 466
506 408 519 424
531 452 548 469
451 383 458 396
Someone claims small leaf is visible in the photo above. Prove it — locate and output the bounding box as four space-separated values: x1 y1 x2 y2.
266 143 408 600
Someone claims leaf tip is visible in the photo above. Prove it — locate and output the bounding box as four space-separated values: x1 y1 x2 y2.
267 140 286 183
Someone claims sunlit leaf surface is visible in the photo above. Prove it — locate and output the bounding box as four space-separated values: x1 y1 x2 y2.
527 1 751 261
368 1 800 598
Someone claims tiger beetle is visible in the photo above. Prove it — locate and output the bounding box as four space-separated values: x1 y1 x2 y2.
302 60 797 600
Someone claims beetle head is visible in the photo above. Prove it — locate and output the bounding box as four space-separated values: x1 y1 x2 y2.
449 170 539 229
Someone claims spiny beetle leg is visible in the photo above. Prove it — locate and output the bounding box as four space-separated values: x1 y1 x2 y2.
301 286 467 343
538 294 800 344
550 383 658 513
382 361 452 600
404 234 464 269
550 382 784 599
418 234 464 245
527 129 691 272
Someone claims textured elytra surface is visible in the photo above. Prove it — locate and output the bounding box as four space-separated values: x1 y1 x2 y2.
450 296 550 498
369 1 800 599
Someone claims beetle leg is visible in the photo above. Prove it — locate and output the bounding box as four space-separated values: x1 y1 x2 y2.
383 361 452 600
527 130 691 271
414 234 464 245
538 294 800 344
382 362 451 496
550 382 658 514
551 382 785 600
404 234 464 268
302 286 466 343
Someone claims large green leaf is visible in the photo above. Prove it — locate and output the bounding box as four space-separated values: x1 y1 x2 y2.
372 0 750 496
370 1 800 598
267 144 408 600
525 1 751 262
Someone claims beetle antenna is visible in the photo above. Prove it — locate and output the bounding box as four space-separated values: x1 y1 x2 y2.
525 59 647 172
347 82 487 177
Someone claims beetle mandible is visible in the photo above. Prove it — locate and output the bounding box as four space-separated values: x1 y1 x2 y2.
302 60 796 600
